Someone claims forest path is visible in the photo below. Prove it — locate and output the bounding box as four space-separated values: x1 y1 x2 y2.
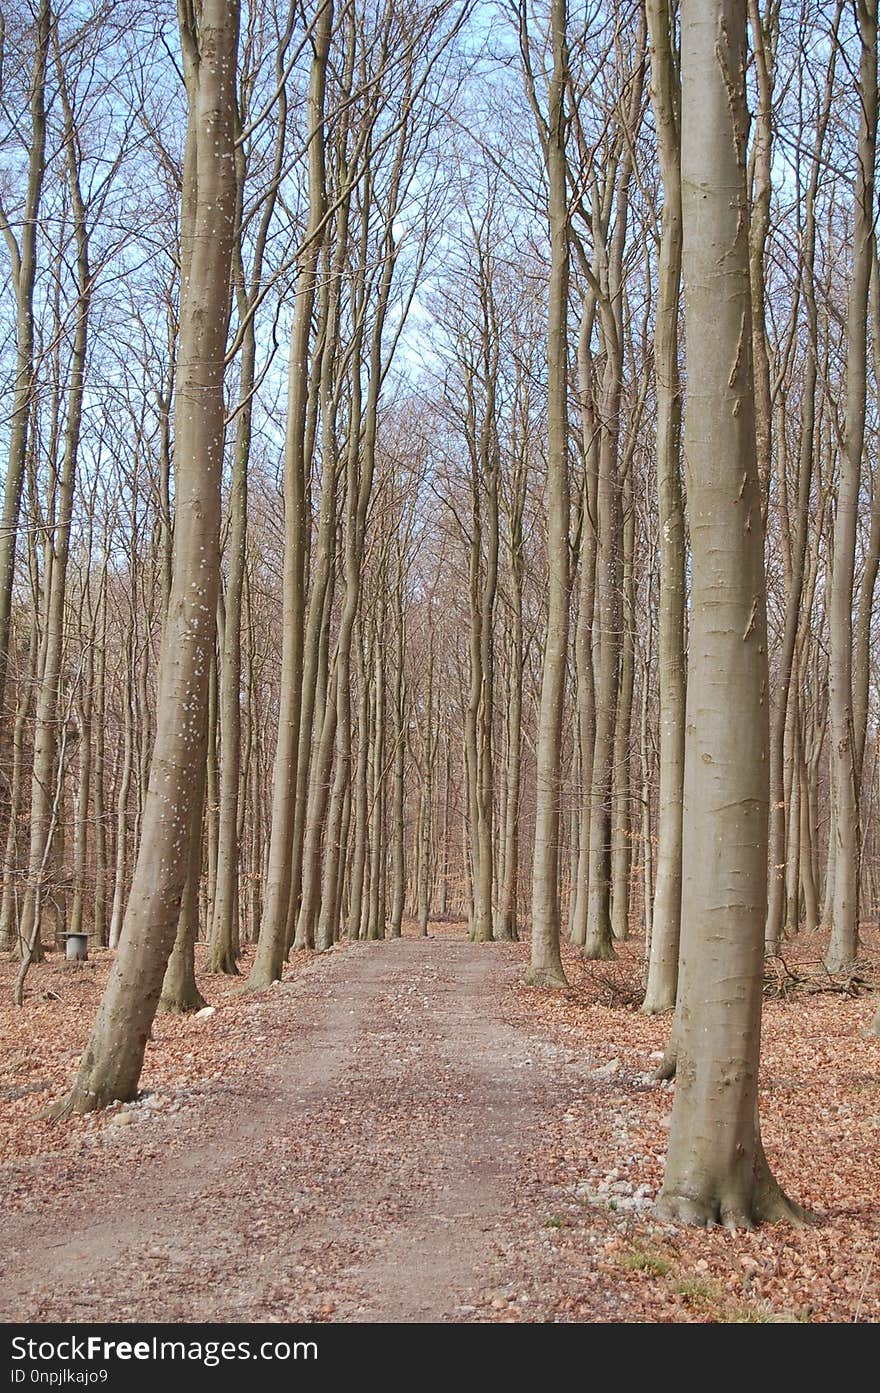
1 936 623 1323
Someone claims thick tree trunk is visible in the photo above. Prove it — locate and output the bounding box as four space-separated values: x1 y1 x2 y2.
52 0 239 1113
656 0 799 1227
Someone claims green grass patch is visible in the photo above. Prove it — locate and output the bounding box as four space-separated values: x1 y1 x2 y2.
620 1245 673 1278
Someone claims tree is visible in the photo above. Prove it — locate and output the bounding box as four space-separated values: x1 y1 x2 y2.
0 0 50 718
656 0 800 1228
522 0 571 988
51 0 240 1112
642 0 685 1013
826 0 877 972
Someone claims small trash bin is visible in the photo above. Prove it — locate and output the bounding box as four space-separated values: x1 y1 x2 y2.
65 932 89 961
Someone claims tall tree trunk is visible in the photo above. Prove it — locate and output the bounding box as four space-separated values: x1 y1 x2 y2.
249 0 333 988
92 554 109 948
657 0 799 1227
497 461 524 942
0 621 36 951
108 643 134 951
17 48 91 963
389 552 406 938
826 0 877 972
764 1 838 952
0 0 49 716
208 21 289 970
53 0 239 1112
527 0 570 987
366 600 387 941
569 303 599 948
643 0 685 1013
348 625 370 940
610 467 635 940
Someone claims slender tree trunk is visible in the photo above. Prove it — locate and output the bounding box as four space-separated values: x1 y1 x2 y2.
367 600 387 941
348 625 370 940
569 306 599 949
527 0 570 987
827 0 877 973
0 622 36 951
643 0 685 1012
69 660 93 941
389 554 406 938
610 469 635 940
92 552 109 947
17 56 91 962
764 4 837 951
497 495 523 942
0 0 49 716
249 0 333 988
108 647 134 951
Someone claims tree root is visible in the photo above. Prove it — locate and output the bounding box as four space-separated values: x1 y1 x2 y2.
656 1131 814 1231
207 948 240 976
524 964 569 988
655 1184 810 1232
641 995 676 1017
157 989 207 1015
581 937 616 962
238 969 280 994
41 1074 137 1122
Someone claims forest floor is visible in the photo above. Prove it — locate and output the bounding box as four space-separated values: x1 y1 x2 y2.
0 923 878 1323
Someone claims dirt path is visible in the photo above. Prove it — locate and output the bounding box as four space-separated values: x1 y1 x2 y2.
0 936 638 1323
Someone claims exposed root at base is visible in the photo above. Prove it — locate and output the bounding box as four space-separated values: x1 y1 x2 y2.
239 970 282 995
157 991 207 1015
581 940 617 962
655 1187 811 1232
206 952 240 977
524 965 570 989
656 1151 813 1231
